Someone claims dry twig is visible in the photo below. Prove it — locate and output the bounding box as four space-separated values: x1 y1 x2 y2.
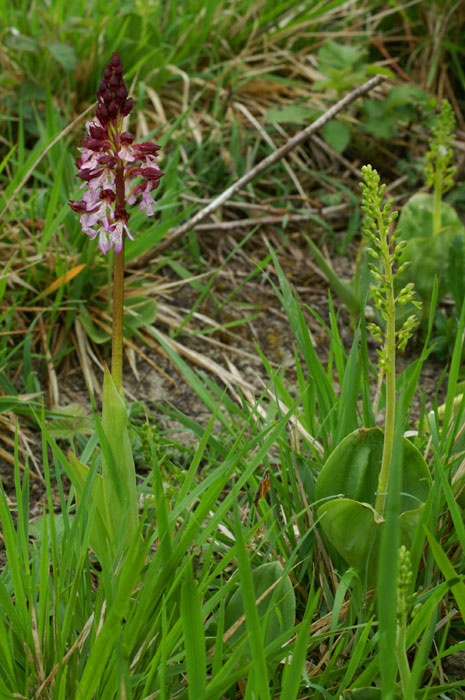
135 74 386 267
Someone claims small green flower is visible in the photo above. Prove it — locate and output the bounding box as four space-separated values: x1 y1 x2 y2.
425 99 456 195
360 165 422 363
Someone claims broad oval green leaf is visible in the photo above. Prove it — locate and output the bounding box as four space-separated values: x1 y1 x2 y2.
48 42 77 73
317 498 425 585
397 192 464 299
224 561 295 649
322 120 351 153
314 427 431 511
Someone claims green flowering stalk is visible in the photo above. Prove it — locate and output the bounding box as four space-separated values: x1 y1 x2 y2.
396 545 413 691
314 167 431 585
360 165 422 517
424 99 456 237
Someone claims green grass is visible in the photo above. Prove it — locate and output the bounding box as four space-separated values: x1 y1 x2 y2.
1 0 465 697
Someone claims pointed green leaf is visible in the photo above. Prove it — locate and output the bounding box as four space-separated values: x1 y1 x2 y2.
66 452 110 555
78 311 111 344
181 560 207 698
101 366 138 547
124 296 157 331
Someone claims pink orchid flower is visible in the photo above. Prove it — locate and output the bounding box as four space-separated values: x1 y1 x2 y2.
69 52 163 255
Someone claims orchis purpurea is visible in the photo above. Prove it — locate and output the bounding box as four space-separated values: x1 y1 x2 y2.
65 52 163 565
70 51 163 392
69 51 163 257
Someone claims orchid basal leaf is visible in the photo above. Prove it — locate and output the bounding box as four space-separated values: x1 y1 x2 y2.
66 451 111 559
101 365 138 549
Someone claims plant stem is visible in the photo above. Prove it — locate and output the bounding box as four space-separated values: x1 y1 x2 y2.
433 171 442 237
396 619 411 693
112 163 126 393
112 246 124 393
375 235 396 518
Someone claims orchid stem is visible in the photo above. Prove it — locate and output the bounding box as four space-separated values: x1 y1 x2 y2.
375 266 396 517
112 163 126 393
112 246 124 393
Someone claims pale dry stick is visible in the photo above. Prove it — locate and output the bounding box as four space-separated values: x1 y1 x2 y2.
0 412 43 479
14 423 44 480
271 116 318 171
135 74 386 267
91 315 177 387
126 346 140 381
0 103 95 219
30 607 46 685
187 207 347 232
156 305 266 364
311 132 363 178
0 443 30 478
140 326 258 394
206 572 291 659
74 318 101 398
36 611 96 696
144 84 167 124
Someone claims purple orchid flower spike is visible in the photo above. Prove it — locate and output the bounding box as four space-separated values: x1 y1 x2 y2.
69 52 163 255
69 52 163 391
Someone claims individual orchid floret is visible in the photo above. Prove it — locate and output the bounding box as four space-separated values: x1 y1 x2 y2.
69 52 163 255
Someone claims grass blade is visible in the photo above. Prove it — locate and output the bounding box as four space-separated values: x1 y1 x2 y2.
181 559 207 698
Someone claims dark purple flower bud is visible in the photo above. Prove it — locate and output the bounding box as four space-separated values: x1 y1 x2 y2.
101 189 116 202
116 86 128 101
86 139 104 151
78 167 101 181
69 199 88 213
98 154 116 167
135 142 161 156
89 125 106 139
96 104 109 122
121 98 133 116
96 52 132 124
140 167 162 180
120 132 134 144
